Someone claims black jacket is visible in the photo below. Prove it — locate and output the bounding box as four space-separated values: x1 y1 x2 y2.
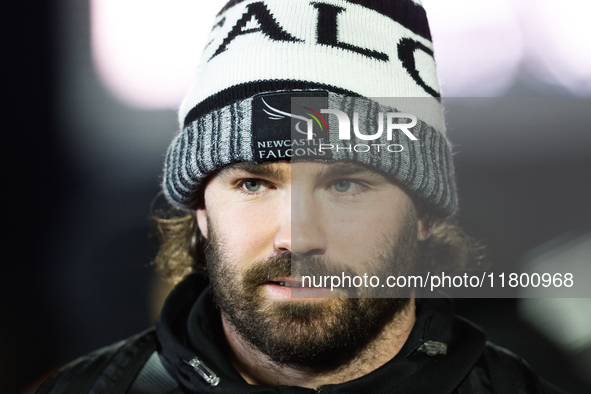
38 274 566 394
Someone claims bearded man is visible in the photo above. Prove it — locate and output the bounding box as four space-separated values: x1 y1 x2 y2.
38 0 566 393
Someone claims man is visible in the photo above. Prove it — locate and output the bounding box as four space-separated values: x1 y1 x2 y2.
38 0 565 393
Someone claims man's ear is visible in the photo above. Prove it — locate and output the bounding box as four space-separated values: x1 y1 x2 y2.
196 206 208 239
414 202 435 241
417 218 434 241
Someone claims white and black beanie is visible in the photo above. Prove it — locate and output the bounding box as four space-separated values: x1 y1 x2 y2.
163 0 457 217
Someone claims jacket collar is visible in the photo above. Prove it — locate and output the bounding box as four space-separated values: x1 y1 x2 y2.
156 274 486 394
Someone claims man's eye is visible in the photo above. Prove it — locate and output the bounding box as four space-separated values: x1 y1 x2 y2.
242 180 263 192
334 180 352 193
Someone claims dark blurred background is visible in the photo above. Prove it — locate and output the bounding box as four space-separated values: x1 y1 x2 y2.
3 1 591 393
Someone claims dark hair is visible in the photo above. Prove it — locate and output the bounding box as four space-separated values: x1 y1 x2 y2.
151 209 206 282
151 206 486 283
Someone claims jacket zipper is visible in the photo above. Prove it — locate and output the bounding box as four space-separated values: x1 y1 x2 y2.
184 357 221 386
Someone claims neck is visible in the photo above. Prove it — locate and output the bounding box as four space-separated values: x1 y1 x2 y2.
221 298 416 389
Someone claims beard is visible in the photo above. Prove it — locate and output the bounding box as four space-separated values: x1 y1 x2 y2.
205 208 419 371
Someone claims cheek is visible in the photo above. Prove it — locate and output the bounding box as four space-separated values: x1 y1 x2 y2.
209 200 279 263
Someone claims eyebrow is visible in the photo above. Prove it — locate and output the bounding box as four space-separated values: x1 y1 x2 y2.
315 162 385 182
219 161 387 183
220 162 289 181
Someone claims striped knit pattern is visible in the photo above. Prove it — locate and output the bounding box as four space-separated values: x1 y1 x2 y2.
164 92 456 216
323 95 455 216
164 98 254 209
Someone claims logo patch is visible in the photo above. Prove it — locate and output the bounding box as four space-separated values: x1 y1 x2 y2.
253 91 330 163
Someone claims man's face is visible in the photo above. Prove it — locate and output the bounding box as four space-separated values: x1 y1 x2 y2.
197 161 429 369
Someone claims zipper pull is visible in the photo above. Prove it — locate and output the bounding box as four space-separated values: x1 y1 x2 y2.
184 357 221 386
417 339 447 356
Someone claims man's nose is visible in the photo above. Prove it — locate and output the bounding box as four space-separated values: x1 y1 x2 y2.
274 185 327 257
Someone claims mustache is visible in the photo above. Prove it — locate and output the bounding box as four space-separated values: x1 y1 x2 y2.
244 252 355 287
243 252 292 286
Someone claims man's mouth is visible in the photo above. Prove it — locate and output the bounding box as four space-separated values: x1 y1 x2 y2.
263 276 338 299
267 278 302 288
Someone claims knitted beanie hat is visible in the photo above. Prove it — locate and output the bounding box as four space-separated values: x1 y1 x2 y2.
163 0 457 217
